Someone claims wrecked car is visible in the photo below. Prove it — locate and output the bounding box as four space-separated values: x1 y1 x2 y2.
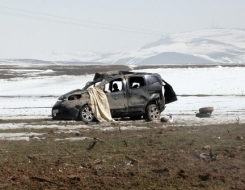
52 71 177 122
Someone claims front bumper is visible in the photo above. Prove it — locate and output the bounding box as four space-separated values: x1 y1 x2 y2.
52 101 80 120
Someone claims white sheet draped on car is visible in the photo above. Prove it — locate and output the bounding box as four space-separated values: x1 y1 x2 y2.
87 87 114 122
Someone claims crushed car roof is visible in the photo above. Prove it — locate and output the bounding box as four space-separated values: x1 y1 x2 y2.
93 71 161 82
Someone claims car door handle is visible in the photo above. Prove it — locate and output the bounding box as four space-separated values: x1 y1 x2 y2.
114 97 118 100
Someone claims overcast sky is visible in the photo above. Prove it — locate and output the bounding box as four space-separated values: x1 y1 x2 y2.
0 0 244 59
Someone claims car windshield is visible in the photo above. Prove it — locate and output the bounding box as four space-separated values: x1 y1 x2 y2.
82 81 96 90
82 80 107 90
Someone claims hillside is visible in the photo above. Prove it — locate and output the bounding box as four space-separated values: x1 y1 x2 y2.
1 28 245 65
96 28 245 65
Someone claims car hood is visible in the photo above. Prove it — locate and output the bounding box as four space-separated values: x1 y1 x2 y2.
58 89 87 100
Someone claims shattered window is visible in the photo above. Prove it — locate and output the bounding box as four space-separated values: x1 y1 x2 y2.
147 76 159 85
129 77 145 89
111 81 122 92
104 79 123 93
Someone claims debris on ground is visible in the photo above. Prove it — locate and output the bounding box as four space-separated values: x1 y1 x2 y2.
196 106 214 118
209 150 218 161
236 136 243 140
196 112 211 118
160 114 173 122
199 153 208 159
125 155 139 166
236 117 240 125
168 114 173 122
160 117 169 122
199 150 218 161
203 145 211 150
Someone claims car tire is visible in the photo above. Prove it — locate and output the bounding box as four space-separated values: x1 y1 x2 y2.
196 113 211 118
145 104 160 121
79 105 95 122
199 107 214 114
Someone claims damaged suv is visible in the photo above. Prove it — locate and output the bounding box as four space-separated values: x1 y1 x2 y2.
52 71 177 122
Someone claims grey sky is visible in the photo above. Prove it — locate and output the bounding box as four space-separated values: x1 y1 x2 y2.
0 0 244 59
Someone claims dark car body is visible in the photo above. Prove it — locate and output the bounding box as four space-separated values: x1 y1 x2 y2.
52 71 177 121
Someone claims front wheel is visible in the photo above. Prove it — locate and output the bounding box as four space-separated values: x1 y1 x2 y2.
79 105 95 122
145 104 160 121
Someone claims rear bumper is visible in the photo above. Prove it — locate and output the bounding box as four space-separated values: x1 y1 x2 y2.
158 97 165 112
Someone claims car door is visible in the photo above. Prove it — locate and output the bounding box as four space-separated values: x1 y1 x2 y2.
127 76 148 112
162 79 177 104
105 78 128 116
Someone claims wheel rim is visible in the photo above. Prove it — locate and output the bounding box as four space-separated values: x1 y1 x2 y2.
149 106 159 120
81 106 94 121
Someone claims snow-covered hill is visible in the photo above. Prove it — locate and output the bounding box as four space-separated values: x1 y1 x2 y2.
97 28 245 65
1 28 245 65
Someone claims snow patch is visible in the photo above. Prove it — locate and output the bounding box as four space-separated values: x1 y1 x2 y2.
55 137 92 141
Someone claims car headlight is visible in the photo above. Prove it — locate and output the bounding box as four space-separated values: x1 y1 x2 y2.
52 109 59 116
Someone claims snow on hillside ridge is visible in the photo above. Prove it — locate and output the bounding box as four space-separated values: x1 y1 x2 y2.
1 28 245 65
99 28 245 65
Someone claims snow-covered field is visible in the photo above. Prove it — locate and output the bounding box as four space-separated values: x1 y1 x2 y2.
138 67 245 125
0 66 245 130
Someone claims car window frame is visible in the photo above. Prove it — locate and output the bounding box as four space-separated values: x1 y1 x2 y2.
128 76 146 90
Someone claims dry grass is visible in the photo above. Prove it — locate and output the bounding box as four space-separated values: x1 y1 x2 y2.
0 122 245 189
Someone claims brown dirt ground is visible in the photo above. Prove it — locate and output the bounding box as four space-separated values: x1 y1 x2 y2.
0 120 245 190
1 64 245 79
0 65 130 79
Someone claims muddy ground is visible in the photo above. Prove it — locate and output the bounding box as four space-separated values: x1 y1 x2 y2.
0 119 245 190
0 65 130 79
1 63 245 79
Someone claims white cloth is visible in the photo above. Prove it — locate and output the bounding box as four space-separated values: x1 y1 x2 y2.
88 87 114 122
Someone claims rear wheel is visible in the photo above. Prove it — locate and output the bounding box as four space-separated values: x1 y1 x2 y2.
79 105 95 122
145 104 160 121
